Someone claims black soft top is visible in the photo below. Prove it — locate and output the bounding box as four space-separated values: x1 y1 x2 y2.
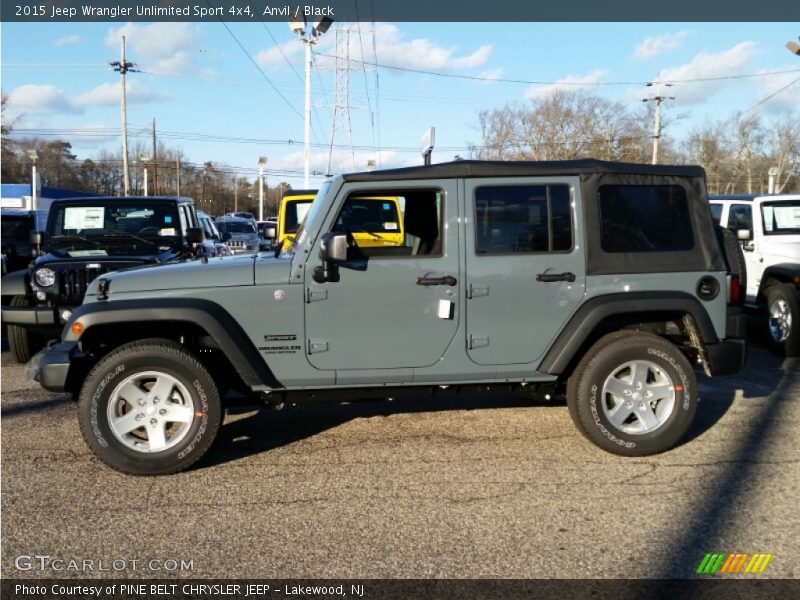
342 159 705 182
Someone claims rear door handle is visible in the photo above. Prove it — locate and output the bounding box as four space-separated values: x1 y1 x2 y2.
536 272 576 283
416 275 457 286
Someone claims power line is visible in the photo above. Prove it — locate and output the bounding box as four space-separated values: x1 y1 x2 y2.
312 56 800 86
212 14 304 120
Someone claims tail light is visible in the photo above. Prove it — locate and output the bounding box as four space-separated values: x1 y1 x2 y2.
727 274 742 305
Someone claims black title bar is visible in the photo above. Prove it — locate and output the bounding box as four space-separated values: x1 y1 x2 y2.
2 0 799 22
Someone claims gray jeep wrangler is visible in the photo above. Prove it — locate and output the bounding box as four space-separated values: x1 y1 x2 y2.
27 160 746 475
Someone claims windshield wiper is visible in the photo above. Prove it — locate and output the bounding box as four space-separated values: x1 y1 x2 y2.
50 234 102 247
101 233 161 249
344 227 383 240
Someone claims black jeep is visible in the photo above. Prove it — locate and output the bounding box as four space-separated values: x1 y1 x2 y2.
1 196 205 362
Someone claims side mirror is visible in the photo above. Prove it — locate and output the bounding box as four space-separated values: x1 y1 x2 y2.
29 230 42 246
221 231 232 242
319 232 347 262
736 228 752 241
185 227 204 246
314 232 348 283
263 225 277 240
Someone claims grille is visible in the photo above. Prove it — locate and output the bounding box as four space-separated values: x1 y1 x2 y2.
57 267 109 303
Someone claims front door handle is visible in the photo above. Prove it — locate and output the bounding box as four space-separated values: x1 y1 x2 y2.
416 275 457 286
536 272 576 283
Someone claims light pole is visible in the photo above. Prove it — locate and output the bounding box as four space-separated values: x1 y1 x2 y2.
258 156 268 221
26 149 39 210
139 153 150 196
289 16 333 188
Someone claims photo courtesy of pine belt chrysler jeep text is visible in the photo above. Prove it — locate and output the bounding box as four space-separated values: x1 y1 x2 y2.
26 160 746 475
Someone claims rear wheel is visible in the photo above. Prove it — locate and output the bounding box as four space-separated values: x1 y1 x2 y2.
567 331 697 456
765 283 799 357
77 339 222 475
7 295 44 363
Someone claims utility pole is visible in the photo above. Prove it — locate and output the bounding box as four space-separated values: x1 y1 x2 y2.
258 157 267 221
176 157 180 196
152 118 158 195
643 80 674 165
290 17 333 188
110 36 136 195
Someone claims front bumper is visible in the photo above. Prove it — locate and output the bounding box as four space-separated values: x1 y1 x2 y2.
1 304 57 326
25 341 79 393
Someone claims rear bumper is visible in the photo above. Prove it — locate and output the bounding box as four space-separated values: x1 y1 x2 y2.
706 310 746 376
25 341 79 393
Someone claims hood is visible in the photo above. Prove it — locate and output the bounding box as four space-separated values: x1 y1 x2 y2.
93 254 257 294
760 235 800 261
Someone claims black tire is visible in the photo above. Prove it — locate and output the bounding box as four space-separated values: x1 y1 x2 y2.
765 283 800 357
77 338 223 475
567 331 697 456
715 225 747 297
8 295 43 363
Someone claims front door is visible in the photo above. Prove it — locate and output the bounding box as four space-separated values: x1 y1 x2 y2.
304 181 460 371
464 178 586 366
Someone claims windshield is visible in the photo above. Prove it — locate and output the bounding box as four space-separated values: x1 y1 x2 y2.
218 221 256 234
334 198 400 233
762 200 800 235
47 203 180 254
284 182 331 255
284 199 313 234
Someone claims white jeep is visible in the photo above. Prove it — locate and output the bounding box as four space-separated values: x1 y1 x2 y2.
710 194 800 356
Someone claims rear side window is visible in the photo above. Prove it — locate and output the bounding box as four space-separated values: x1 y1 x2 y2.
727 204 753 232
599 185 694 253
475 185 572 254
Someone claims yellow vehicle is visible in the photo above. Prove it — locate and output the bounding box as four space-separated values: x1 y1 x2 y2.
278 190 404 248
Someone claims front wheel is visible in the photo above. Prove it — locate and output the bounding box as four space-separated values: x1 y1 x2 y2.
765 283 799 357
7 295 44 363
77 339 222 475
567 332 697 456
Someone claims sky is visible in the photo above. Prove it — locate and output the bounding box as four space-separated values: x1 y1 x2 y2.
1 21 799 190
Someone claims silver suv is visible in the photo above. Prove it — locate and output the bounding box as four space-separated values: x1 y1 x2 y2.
215 217 259 254
28 160 746 475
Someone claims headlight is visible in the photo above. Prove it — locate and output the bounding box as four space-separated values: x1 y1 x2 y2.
34 267 56 287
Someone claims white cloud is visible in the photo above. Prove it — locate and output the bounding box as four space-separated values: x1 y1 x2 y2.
53 34 81 47
524 70 607 100
476 68 503 85
105 23 199 74
257 40 303 70
752 66 800 113
649 41 758 105
272 148 398 175
74 81 170 107
5 84 81 117
258 23 492 74
634 31 689 61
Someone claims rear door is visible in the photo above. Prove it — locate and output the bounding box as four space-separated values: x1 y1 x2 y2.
464 177 586 366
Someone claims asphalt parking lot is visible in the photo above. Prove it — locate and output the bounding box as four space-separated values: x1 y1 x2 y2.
1 342 798 579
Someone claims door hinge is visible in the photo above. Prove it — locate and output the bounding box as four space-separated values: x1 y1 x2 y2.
468 335 490 349
467 284 489 299
307 338 329 354
305 288 328 303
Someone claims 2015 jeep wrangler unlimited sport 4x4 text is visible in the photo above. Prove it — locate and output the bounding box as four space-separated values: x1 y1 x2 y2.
27 160 746 475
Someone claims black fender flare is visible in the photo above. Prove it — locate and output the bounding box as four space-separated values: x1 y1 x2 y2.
64 298 280 389
1 269 29 297
538 291 719 375
760 263 800 289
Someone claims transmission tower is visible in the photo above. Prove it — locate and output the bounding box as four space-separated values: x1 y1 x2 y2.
320 28 372 177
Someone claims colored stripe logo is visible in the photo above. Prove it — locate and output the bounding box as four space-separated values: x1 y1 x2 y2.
696 552 773 574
